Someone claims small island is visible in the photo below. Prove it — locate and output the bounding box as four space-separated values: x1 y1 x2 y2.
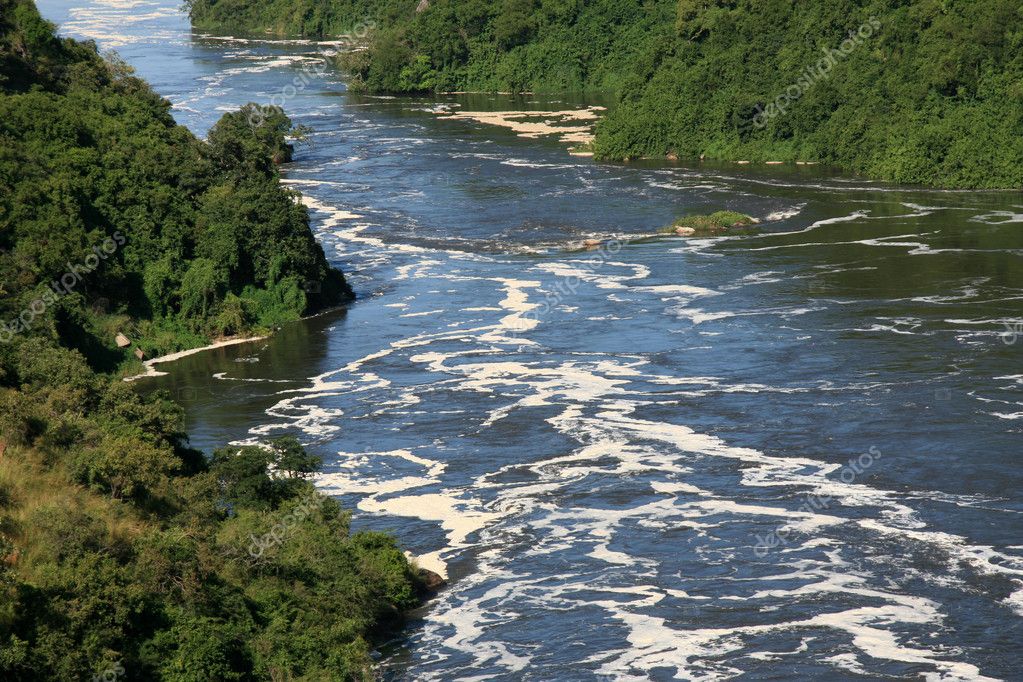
668 211 759 237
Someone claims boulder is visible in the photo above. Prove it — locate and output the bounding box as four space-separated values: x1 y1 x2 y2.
115 333 131 348
417 568 447 593
675 226 696 236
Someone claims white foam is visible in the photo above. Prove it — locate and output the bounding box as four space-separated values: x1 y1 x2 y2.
764 204 806 221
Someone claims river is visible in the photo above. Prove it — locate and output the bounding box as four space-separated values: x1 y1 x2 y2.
39 0 1023 679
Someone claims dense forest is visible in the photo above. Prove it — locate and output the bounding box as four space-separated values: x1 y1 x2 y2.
3 0 353 368
0 1 423 678
186 0 1023 188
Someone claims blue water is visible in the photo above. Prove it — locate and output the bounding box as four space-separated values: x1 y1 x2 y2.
39 0 1023 679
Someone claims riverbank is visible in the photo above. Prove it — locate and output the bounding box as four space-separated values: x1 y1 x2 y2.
0 2 424 677
123 335 269 382
436 107 605 152
186 0 1023 189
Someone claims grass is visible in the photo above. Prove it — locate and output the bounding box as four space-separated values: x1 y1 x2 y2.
0 444 146 581
667 211 758 235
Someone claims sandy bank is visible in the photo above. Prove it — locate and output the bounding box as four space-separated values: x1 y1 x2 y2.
437 106 606 149
123 336 267 382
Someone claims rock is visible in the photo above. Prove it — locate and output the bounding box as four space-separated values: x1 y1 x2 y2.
582 239 602 248
115 333 131 348
134 347 145 360
666 152 679 161
675 226 696 236
416 0 430 12
417 568 447 593
765 161 784 165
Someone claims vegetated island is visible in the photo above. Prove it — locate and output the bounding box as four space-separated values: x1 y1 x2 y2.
667 211 758 237
0 2 433 679
187 0 1023 189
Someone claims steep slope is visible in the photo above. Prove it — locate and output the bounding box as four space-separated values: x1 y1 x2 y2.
2 0 352 369
0 2 421 679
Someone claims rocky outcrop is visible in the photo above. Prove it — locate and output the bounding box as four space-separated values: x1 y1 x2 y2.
416 567 447 596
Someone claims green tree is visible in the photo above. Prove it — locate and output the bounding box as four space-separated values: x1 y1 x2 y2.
178 258 227 321
269 436 321 479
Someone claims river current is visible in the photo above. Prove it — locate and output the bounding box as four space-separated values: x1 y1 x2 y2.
39 0 1023 679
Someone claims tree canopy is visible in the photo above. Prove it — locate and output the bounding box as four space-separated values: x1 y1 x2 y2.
1 3 352 371
0 3 420 678
189 0 1023 188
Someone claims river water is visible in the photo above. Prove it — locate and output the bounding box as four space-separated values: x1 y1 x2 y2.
39 0 1023 679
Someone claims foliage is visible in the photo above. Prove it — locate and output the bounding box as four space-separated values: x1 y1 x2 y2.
0 3 353 375
592 0 1023 188
209 436 322 510
188 0 1023 188
674 211 756 230
188 0 673 94
666 211 757 236
0 3 419 679
186 0 410 37
0 332 422 679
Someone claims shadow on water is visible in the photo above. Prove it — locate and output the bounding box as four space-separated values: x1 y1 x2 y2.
135 308 349 453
